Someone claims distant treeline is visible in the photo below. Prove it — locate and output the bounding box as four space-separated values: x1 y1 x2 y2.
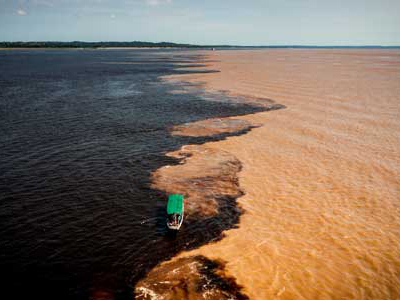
0 41 399 49
0 41 202 48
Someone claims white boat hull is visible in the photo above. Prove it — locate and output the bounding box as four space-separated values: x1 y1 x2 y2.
167 202 184 230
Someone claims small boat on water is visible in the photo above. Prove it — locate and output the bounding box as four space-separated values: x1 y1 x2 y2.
167 194 184 230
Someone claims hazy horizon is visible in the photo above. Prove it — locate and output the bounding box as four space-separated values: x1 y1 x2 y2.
1 0 399 46
1 41 400 48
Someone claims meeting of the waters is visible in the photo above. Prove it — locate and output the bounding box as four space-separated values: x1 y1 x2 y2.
0 49 282 299
2 47 400 300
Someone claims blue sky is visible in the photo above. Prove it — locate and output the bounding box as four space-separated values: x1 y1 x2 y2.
0 0 399 45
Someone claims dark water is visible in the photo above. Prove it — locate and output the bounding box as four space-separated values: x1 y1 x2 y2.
0 49 266 299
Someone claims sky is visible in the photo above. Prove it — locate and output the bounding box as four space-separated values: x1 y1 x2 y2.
0 0 399 45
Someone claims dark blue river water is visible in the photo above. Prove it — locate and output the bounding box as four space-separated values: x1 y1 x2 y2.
0 49 266 299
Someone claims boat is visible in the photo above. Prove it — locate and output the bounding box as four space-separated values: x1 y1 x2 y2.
167 194 184 230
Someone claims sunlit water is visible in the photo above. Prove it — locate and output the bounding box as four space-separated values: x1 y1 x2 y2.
169 49 400 299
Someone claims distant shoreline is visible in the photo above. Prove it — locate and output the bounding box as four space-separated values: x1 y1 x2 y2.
0 41 399 50
0 47 192 50
2 47 400 51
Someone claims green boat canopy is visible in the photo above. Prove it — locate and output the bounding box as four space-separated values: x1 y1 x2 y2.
167 194 183 215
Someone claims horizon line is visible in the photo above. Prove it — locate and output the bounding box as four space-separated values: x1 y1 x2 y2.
1 41 399 48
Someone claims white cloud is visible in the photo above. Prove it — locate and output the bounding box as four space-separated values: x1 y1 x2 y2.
16 9 27 16
110 13 116 18
145 0 172 6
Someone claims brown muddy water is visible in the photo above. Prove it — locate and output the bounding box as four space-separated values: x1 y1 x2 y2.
163 49 400 300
